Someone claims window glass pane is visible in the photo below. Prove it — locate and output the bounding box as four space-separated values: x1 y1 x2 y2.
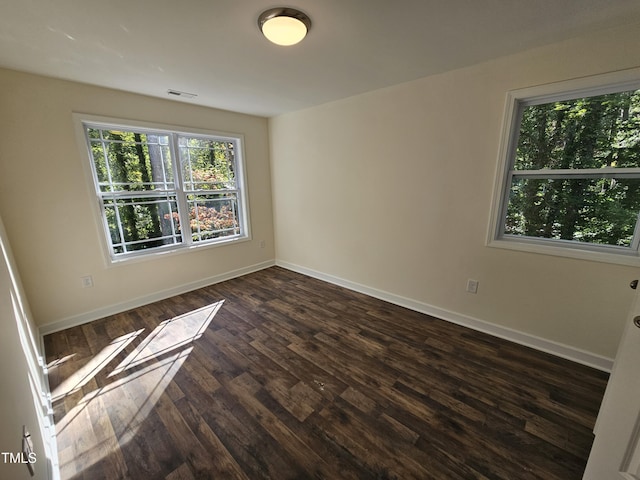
86 128 101 139
505 177 640 246
514 89 640 171
90 141 109 185
186 193 240 242
179 136 236 191
103 196 181 253
87 128 174 192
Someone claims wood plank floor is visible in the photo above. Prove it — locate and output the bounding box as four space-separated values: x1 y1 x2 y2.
44 266 609 480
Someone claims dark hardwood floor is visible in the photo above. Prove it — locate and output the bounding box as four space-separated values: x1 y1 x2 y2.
44 266 608 479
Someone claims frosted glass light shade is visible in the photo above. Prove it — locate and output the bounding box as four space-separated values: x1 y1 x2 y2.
258 8 311 46
262 16 307 46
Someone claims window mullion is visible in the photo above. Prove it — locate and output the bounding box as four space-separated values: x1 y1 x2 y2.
511 167 640 180
171 133 191 246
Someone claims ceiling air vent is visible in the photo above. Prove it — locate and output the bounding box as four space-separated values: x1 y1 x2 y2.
167 89 197 99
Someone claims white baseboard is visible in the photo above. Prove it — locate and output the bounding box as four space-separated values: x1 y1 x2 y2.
276 260 613 372
39 260 275 336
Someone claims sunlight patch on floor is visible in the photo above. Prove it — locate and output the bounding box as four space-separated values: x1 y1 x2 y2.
51 300 224 479
51 329 144 401
56 348 191 478
110 300 223 376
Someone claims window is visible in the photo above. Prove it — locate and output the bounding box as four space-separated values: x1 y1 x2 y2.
491 71 640 263
79 118 249 261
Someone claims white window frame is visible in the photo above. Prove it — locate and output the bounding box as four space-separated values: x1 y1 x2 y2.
74 114 251 264
488 68 640 266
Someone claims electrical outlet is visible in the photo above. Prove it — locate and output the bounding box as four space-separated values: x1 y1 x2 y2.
81 275 93 288
466 279 479 294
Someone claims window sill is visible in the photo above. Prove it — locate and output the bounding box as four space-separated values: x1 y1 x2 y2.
105 234 251 267
488 237 640 267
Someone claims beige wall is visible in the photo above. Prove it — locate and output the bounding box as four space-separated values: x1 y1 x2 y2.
0 69 275 329
1 23 638 361
0 215 53 479
269 22 640 360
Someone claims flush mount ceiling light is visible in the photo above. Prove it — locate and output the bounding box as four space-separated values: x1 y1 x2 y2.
258 7 311 46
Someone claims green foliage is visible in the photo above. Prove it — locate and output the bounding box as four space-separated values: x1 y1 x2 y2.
88 129 173 191
505 89 640 247
179 137 236 191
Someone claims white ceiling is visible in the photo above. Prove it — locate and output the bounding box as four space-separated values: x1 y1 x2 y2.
1 0 640 117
